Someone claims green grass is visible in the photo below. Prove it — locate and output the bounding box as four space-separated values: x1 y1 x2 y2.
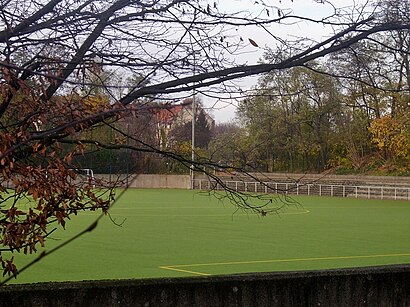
5 189 410 284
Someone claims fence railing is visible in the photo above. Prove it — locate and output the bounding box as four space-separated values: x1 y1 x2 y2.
192 178 410 201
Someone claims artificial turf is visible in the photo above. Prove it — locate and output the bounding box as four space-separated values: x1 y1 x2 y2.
6 188 410 284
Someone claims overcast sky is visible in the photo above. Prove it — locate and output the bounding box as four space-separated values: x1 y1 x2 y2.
207 0 370 123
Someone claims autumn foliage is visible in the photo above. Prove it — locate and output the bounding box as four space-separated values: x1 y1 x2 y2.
369 115 410 161
0 62 117 277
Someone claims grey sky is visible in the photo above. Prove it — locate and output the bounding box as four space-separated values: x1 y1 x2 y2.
208 0 370 123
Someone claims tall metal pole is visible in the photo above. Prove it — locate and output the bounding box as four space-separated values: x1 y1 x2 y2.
191 93 195 189
190 43 196 190
126 123 129 188
109 125 113 182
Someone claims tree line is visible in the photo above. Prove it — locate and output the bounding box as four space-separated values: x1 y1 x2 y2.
211 15 410 175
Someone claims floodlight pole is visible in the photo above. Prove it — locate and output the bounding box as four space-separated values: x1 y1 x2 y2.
126 123 129 188
190 46 196 190
191 94 195 189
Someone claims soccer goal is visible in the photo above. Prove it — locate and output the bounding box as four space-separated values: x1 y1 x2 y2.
71 168 96 188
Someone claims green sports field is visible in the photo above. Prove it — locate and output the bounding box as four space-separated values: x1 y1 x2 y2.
6 188 410 284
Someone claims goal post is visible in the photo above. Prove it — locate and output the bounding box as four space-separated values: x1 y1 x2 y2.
71 168 96 188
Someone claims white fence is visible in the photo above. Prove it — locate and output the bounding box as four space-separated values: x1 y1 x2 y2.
192 178 410 201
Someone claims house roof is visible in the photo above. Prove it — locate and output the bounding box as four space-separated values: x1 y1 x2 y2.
154 98 193 124
153 98 214 128
154 105 185 124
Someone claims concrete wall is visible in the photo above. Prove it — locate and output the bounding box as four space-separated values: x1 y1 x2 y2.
129 174 190 189
1 265 410 306
95 174 191 189
3 173 409 190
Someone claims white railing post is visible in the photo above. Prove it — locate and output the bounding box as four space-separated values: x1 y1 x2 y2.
225 180 409 202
